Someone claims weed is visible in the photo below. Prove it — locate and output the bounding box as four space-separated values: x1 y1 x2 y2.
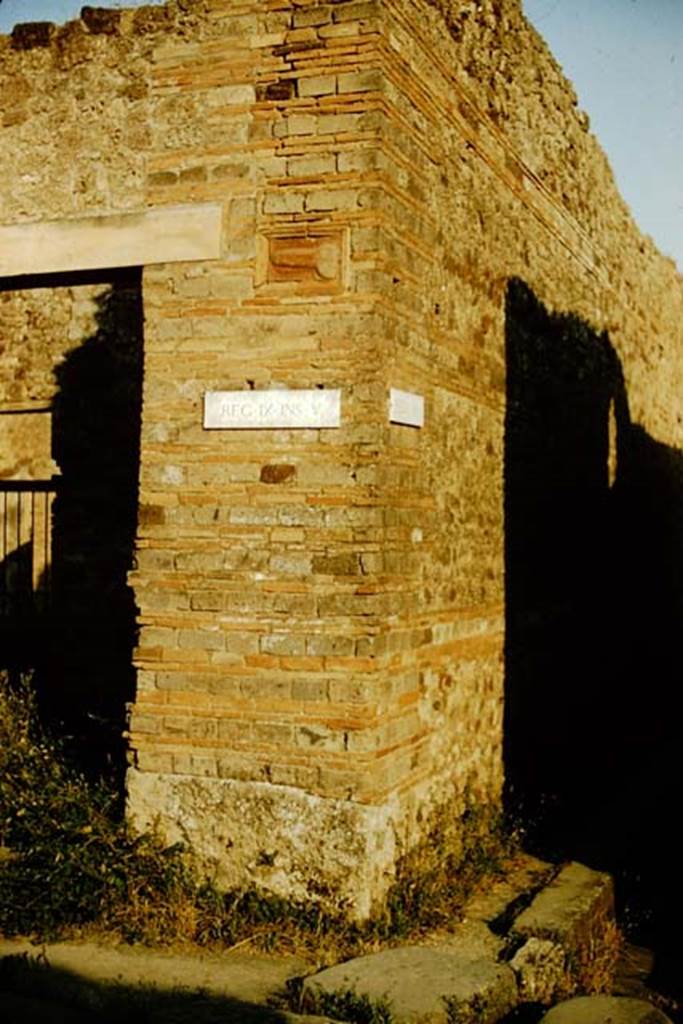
0 673 198 942
444 992 486 1024
303 987 394 1024
372 799 516 942
567 915 622 995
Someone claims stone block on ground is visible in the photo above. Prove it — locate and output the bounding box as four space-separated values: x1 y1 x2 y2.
301 944 517 1024
509 937 567 1004
511 862 614 960
540 995 673 1023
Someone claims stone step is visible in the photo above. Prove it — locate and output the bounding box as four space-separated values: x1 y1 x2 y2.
510 862 614 958
301 940 518 1024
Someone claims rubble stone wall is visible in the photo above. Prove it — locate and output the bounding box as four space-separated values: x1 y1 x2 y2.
0 285 106 478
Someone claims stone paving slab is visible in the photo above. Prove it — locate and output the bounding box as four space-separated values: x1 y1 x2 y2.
302 943 517 1024
540 995 673 1023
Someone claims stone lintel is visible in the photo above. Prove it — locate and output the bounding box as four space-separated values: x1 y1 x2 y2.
0 203 223 278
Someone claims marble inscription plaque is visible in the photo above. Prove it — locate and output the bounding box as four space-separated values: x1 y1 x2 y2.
389 388 424 427
204 389 341 429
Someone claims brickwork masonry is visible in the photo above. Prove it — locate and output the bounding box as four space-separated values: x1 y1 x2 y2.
0 0 680 917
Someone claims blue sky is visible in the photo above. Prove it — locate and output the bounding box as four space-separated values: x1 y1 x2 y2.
0 0 680 269
0 0 164 29
524 0 682 270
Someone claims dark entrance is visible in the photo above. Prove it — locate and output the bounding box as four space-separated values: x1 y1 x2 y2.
0 268 144 781
0 476 58 676
503 277 618 826
503 278 683 988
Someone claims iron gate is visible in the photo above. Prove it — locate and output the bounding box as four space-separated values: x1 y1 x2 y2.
0 478 59 621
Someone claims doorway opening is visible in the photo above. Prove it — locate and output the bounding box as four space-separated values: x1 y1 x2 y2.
0 267 144 782
503 278 683 982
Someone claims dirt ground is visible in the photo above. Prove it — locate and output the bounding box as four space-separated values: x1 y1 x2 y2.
0 937 327 1023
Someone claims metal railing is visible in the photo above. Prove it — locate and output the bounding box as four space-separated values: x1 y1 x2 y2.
0 478 59 620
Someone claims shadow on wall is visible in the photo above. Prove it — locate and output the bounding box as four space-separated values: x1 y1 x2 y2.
0 540 49 679
504 278 683 975
0 268 144 783
49 269 144 780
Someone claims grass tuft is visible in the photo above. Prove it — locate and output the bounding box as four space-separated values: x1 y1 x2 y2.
567 915 622 995
302 987 394 1024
